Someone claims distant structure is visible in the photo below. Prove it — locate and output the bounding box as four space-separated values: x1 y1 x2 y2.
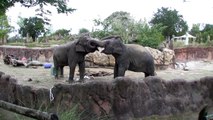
173 32 196 45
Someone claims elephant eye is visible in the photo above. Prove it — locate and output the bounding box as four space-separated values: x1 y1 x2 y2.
105 41 110 45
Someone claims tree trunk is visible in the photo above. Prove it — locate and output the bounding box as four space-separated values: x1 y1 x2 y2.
3 35 7 44
0 100 58 120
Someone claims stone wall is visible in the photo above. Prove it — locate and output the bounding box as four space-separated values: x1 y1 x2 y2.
0 71 213 119
0 46 175 69
174 47 213 62
0 46 53 62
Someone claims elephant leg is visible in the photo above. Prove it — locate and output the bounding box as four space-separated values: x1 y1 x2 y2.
68 63 76 83
114 63 118 78
78 61 85 82
54 66 59 79
117 64 126 77
59 66 64 78
145 72 149 77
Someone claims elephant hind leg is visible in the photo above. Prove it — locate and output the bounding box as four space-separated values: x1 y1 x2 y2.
144 71 155 77
145 72 149 77
59 66 64 78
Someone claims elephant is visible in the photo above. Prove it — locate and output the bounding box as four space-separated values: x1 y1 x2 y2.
53 35 101 83
99 35 155 78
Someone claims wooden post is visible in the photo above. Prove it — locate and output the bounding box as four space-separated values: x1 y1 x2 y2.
0 100 58 120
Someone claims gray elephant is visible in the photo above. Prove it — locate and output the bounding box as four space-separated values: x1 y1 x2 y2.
53 36 101 83
100 35 155 78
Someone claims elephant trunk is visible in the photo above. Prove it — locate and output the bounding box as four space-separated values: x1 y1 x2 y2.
88 40 97 49
91 40 105 47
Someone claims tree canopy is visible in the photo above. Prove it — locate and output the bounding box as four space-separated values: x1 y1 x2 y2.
150 7 188 39
93 11 135 43
53 29 70 37
92 11 165 48
1 0 76 28
0 0 75 16
0 13 13 43
19 17 45 42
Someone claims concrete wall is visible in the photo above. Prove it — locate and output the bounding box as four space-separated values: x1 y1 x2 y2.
175 47 213 62
0 71 213 119
0 46 53 62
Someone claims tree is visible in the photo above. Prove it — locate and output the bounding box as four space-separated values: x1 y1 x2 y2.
0 13 13 44
150 7 188 39
190 24 202 43
79 28 89 34
134 21 165 48
53 29 70 37
0 0 75 16
19 17 45 42
201 24 213 42
92 11 136 43
1 0 76 27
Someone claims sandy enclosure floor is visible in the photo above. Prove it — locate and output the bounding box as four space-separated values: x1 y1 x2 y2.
0 60 213 89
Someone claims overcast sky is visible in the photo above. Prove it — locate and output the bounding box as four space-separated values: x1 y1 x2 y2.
6 0 213 35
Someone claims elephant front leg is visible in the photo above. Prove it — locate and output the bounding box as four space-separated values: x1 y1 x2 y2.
78 62 85 82
59 66 64 78
68 64 76 83
117 64 126 77
54 66 59 79
114 63 118 78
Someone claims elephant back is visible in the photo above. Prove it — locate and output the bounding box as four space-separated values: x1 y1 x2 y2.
126 44 148 53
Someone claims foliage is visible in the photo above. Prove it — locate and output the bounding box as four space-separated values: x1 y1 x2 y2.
92 11 165 48
0 0 75 16
150 7 188 38
1 0 75 28
201 24 213 42
59 105 81 120
92 18 112 39
19 17 45 42
134 21 165 48
0 13 13 43
189 23 213 44
52 28 70 37
190 24 201 43
173 41 186 48
92 11 136 43
79 28 89 34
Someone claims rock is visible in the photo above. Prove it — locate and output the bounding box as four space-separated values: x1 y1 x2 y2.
86 47 175 68
86 51 115 67
163 48 175 65
145 47 164 65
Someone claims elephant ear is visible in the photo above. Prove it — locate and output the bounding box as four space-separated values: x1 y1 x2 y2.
113 47 123 55
75 39 86 52
75 44 85 52
113 40 123 55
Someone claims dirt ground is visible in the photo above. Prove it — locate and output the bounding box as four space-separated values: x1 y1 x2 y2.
0 59 213 89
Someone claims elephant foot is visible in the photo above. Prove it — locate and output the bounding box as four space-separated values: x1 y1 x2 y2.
78 79 85 83
66 80 74 84
59 75 64 78
54 76 59 79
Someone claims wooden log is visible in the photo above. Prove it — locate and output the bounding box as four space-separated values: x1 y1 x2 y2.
0 100 58 120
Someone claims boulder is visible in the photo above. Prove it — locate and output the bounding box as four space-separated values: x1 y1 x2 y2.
86 51 115 67
86 47 175 68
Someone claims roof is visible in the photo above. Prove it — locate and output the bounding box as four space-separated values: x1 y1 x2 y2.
174 32 196 39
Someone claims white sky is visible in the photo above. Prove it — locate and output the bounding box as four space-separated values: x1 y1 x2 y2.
6 0 213 35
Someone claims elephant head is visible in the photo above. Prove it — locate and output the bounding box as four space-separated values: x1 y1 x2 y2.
75 36 102 53
100 36 124 55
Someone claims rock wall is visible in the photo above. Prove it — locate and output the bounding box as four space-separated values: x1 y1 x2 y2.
0 71 213 119
175 47 213 62
1 46 213 66
0 46 53 62
0 46 175 69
